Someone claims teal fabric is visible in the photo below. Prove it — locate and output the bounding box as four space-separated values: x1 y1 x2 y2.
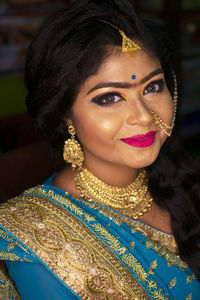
6 261 80 300
0 175 200 299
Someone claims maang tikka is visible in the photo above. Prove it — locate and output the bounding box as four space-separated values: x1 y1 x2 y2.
63 125 84 170
99 19 141 57
99 19 178 136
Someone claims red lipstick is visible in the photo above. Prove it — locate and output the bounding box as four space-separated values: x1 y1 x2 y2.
120 131 156 148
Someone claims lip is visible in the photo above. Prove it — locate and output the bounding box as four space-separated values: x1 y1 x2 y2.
120 131 156 148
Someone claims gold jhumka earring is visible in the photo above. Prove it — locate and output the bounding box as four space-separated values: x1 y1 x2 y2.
99 19 141 57
149 72 178 137
63 125 84 170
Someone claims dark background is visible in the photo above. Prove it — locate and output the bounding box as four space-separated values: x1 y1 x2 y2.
0 0 200 199
136 0 200 157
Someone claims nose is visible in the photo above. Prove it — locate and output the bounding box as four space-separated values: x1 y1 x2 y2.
126 95 154 126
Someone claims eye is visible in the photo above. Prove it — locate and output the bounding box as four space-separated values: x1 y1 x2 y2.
143 79 164 95
91 93 125 106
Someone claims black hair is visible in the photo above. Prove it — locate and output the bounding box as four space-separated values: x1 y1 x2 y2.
25 0 200 279
25 0 174 158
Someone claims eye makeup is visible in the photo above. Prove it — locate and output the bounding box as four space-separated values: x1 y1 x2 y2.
122 94 128 102
143 79 164 95
90 78 165 106
91 92 126 106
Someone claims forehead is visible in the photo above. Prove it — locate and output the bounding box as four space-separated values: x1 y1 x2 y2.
80 49 161 93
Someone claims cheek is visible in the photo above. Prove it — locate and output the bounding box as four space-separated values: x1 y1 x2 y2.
163 97 174 122
72 109 121 145
153 94 174 122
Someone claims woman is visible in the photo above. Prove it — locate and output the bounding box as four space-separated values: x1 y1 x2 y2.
0 0 200 299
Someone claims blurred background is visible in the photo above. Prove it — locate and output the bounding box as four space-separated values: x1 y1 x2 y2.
136 0 200 157
0 0 200 199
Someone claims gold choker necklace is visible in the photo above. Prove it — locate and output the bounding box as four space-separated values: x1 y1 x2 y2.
75 168 153 219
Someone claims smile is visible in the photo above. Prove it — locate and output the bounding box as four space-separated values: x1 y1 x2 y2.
120 131 156 148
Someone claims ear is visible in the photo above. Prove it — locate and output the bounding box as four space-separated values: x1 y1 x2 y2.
65 117 73 127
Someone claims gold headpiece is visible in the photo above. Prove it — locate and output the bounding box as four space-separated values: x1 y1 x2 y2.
99 19 141 57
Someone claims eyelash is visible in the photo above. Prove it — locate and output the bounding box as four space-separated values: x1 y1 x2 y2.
143 79 164 95
91 92 125 106
91 79 165 106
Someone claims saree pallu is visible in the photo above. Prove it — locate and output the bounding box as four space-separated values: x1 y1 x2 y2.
0 177 199 299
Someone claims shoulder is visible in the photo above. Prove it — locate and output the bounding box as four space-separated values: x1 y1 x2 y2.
0 184 81 262
0 186 54 264
0 221 37 264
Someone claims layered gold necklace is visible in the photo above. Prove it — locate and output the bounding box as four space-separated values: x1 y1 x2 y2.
75 168 153 219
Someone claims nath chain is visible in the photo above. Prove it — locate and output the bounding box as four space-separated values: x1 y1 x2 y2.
149 72 178 137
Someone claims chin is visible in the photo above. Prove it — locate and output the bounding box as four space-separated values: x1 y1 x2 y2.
127 152 160 169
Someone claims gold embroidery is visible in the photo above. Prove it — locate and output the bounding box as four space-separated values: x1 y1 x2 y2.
148 260 157 275
0 195 151 299
24 185 177 253
146 240 188 271
0 261 21 299
84 214 96 223
148 279 157 289
186 275 192 284
24 186 83 218
132 222 178 254
0 228 36 259
0 228 20 244
89 222 168 298
192 273 197 280
150 290 169 300
121 253 147 284
131 228 136 233
73 195 177 253
18 186 171 299
7 243 15 251
130 241 135 249
99 208 122 226
90 223 127 255
0 251 32 262
186 293 192 300
169 277 177 289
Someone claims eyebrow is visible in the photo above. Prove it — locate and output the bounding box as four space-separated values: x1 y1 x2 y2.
86 68 164 95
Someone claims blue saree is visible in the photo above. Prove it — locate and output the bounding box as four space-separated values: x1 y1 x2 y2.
0 175 199 299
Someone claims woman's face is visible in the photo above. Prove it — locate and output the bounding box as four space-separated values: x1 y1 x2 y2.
68 49 173 173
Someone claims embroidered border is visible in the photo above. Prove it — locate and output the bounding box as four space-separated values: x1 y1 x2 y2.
24 185 177 252
0 261 21 299
23 185 187 298
18 186 173 298
23 186 176 298
145 240 188 271
0 195 152 299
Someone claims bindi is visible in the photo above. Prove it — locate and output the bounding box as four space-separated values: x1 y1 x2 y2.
131 74 136 80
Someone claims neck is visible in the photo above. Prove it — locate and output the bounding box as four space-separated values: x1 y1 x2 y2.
83 156 138 187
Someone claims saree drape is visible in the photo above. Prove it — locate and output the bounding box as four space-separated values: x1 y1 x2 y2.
0 175 199 299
